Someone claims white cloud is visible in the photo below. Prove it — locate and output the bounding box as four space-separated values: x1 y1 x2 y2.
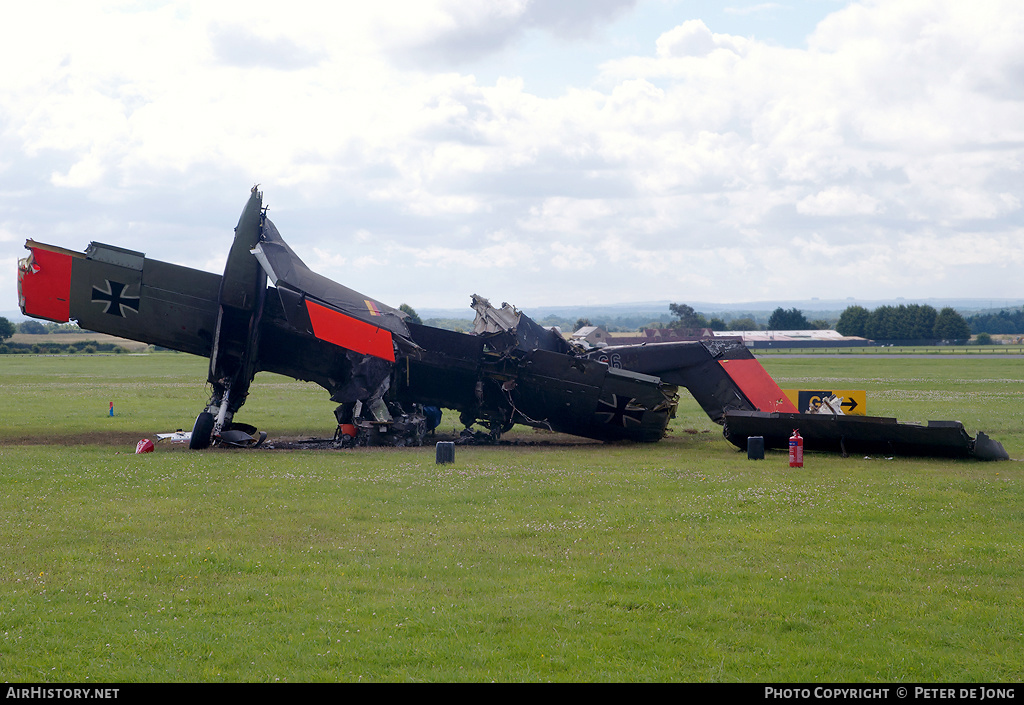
725 3 786 17
382 0 637 66
311 248 348 268
2 0 1024 315
796 188 881 216
518 197 616 235
549 242 597 270
655 19 748 58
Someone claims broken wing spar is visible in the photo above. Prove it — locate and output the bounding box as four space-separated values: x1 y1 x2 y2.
16 187 1009 459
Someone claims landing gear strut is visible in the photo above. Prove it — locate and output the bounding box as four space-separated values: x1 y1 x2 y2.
189 380 233 450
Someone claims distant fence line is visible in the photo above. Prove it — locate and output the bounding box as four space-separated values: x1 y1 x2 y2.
746 340 873 350
0 340 130 355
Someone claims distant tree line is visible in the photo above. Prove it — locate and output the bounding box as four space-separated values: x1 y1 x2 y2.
835 304 970 341
417 301 976 341
668 303 718 330
667 304 837 332
562 313 675 332
668 303 768 332
965 308 1024 335
0 340 129 355
532 312 674 333
399 304 422 325
422 317 472 332
0 316 131 354
9 320 84 335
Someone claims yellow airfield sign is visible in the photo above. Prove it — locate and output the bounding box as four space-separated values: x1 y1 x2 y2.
782 389 867 416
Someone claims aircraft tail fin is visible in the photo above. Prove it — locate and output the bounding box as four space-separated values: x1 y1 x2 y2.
20 239 222 356
18 241 80 323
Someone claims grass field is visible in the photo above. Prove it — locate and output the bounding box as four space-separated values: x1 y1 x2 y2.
1 353 1021 682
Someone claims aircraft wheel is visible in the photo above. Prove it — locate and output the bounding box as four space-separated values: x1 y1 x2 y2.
189 412 215 450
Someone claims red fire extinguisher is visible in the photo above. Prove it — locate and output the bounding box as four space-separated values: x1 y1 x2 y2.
789 429 804 468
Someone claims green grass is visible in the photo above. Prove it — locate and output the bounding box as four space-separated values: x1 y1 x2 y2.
757 345 1024 355
0 354 327 439
759 356 1024 453
1 353 1022 681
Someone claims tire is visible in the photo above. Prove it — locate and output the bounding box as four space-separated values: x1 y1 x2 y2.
189 412 215 450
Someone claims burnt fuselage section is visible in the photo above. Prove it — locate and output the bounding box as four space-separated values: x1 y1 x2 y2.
397 322 676 442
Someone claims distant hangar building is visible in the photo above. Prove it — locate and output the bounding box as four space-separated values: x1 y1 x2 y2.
713 329 871 349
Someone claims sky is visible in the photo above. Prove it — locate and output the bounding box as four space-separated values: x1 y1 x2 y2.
3 0 1023 317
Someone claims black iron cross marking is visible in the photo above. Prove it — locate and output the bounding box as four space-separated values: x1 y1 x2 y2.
594 394 646 427
91 280 140 317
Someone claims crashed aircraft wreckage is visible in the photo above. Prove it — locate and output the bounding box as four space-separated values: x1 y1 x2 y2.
17 187 1008 460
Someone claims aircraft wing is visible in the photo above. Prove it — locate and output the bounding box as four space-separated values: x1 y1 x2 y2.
251 217 415 362
584 339 798 422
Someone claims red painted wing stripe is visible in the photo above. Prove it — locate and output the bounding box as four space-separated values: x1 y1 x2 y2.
719 358 799 413
305 299 395 362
